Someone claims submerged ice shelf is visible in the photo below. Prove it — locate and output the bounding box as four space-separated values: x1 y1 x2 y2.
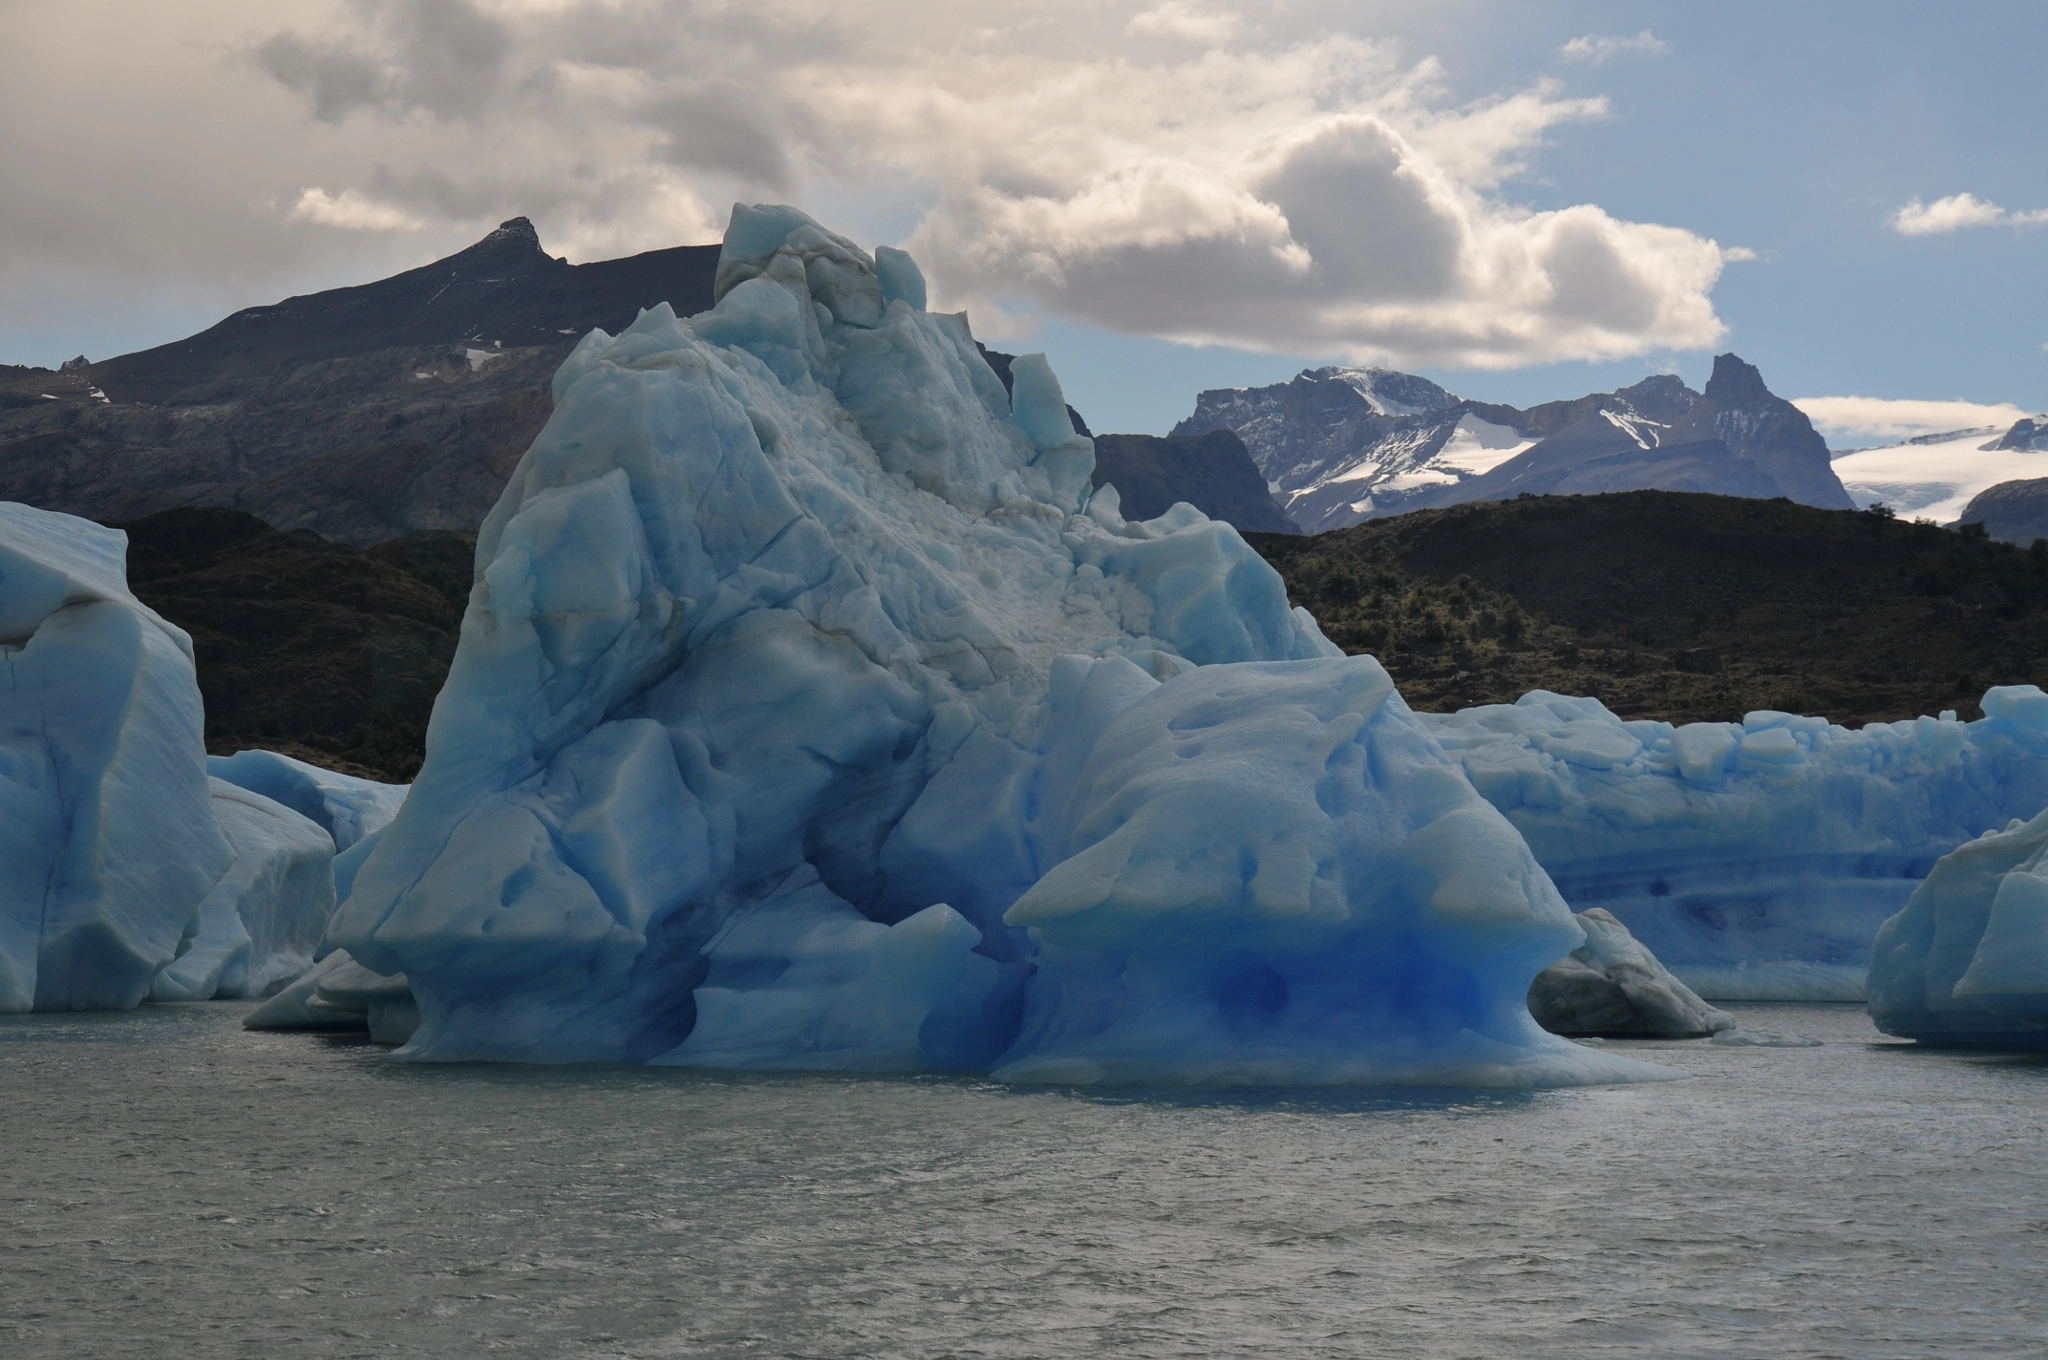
1423 688 2048 1000
318 204 1668 1088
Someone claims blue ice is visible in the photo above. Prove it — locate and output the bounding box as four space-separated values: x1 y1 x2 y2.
1422 687 2048 1000
326 205 1668 1087
0 503 335 1008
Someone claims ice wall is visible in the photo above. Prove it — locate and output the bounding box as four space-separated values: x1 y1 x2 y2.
1423 688 2048 1000
0 502 337 1010
1868 807 2048 1048
329 205 1662 1087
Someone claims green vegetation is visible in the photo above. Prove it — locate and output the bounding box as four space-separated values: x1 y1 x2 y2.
1249 490 2048 725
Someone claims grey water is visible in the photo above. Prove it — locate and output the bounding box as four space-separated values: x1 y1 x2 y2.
3 1004 2044 1359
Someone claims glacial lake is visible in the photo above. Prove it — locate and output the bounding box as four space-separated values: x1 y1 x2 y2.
3 1002 2044 1358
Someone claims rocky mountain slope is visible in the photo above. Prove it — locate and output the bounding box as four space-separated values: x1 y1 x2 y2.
1089 429 1295 532
1174 355 1854 531
1249 490 2048 726
1958 475 2048 544
0 220 718 546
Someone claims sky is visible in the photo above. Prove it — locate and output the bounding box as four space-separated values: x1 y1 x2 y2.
3 0 2045 441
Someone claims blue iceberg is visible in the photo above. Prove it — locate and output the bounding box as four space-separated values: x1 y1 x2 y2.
1868 807 2048 1048
328 205 1665 1087
0 503 335 1009
1422 688 2048 999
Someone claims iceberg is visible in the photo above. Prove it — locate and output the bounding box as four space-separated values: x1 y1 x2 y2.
0 501 337 1010
1527 908 1734 1038
1422 688 2048 1000
327 204 1666 1087
1868 807 2048 1048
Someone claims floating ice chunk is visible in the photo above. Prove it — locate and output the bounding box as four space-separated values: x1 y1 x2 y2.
1422 688 2048 1001
1868 806 2048 1048
1 503 234 1011
243 950 362 1030
309 955 419 1044
208 749 408 852
148 780 333 1001
325 206 1663 1087
1528 909 1734 1038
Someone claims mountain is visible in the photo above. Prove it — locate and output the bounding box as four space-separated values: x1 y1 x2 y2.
1170 366 1531 531
1958 477 2048 545
1089 430 1296 533
0 220 719 546
1425 355 1853 512
1831 415 2048 524
1246 489 2048 728
1172 354 1854 531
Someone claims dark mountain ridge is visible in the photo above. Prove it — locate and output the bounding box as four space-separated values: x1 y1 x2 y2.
91 220 719 407
0 221 720 545
1250 490 2048 727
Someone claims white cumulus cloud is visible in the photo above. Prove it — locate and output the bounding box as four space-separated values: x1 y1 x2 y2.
1792 395 2031 443
1126 2 1243 44
0 1 1746 374
1890 192 2048 236
288 186 426 232
1558 31 1669 65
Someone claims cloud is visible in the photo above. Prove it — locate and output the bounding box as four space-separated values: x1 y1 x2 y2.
1890 192 2048 235
288 187 425 232
1558 31 1669 65
0 1 1742 373
1127 2 1243 44
1793 395 2031 443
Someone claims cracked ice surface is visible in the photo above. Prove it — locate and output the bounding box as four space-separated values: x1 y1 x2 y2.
329 205 1666 1087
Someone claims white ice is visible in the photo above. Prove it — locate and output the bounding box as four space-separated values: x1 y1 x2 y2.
1831 425 2048 523
325 204 1669 1087
1421 687 2048 1000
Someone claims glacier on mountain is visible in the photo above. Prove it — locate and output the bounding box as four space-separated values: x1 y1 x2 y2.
1830 417 2048 524
322 203 1668 1087
0 503 333 1009
1868 805 2048 1048
1421 687 2048 1000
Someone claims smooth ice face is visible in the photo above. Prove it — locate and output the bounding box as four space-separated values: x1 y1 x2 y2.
330 205 1661 1086
0 503 233 1010
1423 688 2048 1000
1868 808 2048 1048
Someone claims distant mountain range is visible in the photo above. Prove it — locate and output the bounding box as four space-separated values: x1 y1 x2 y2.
0 220 717 546
1173 354 1857 532
6 215 2036 549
